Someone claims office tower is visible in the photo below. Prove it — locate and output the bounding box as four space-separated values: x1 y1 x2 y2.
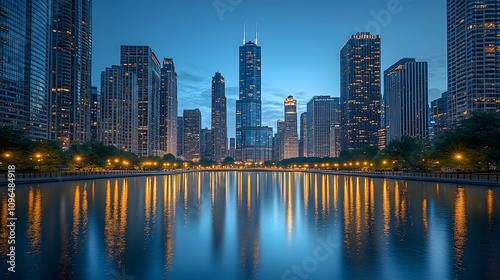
447 0 500 126
330 97 341 157
183 109 201 161
48 0 92 149
236 28 273 162
120 46 161 157
229 138 236 159
299 112 307 157
273 120 285 161
211 72 228 162
0 0 49 140
160 58 178 156
432 91 449 136
306 96 338 158
99 66 138 155
340 32 381 151
177 117 184 157
200 128 213 160
89 86 101 141
384 58 429 143
283 96 299 159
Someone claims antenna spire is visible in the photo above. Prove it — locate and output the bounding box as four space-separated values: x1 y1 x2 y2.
243 21 246 44
255 22 258 45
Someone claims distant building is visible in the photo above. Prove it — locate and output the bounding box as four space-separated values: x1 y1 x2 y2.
299 112 308 157
99 66 138 155
384 58 429 143
90 86 101 142
229 138 236 159
160 58 178 156
177 117 184 157
306 96 337 158
273 120 285 161
340 32 381 151
283 96 299 159
431 91 448 136
120 46 161 157
211 72 228 162
0 0 49 140
447 0 500 126
183 109 201 161
200 128 213 160
48 0 92 148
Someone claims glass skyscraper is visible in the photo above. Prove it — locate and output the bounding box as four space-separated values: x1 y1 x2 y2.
236 33 272 162
211 72 228 162
283 96 298 159
384 58 429 143
90 86 100 141
183 109 201 162
306 96 337 158
340 32 381 151
447 0 500 126
0 0 49 139
160 58 178 156
48 0 92 149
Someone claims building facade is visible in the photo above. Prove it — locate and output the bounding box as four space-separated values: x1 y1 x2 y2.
200 128 213 160
211 72 228 162
431 91 448 136
306 96 336 158
236 35 273 162
120 46 161 157
183 109 201 161
384 58 429 143
447 0 500 126
299 112 307 157
340 32 381 151
283 96 299 159
177 116 184 157
160 58 178 156
99 66 138 155
90 86 100 141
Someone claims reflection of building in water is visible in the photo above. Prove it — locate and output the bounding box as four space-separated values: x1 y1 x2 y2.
486 189 493 233
27 187 43 254
72 184 89 252
104 179 128 267
163 175 179 272
211 172 227 257
144 177 158 240
237 172 261 278
0 195 8 255
453 187 467 274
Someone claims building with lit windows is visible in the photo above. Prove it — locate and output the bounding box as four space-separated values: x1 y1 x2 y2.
431 91 448 136
384 58 429 143
177 116 184 157
211 72 228 162
120 46 161 157
48 0 92 148
447 0 500 126
283 96 299 159
0 0 49 140
183 109 201 161
90 86 101 141
340 32 381 151
306 96 337 158
299 112 307 157
160 58 178 156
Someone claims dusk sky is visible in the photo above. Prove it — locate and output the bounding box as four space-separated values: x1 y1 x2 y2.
92 0 447 138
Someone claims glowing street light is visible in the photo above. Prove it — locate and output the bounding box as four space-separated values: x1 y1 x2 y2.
455 154 463 160
4 153 11 158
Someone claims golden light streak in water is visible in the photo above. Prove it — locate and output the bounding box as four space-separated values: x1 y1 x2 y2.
314 174 319 225
321 175 327 220
164 175 176 272
144 177 152 237
82 183 88 236
72 185 81 247
238 172 242 209
343 177 352 249
27 187 42 253
370 179 375 225
394 181 400 227
453 187 467 274
287 175 293 241
486 189 493 231
152 177 157 226
422 198 428 232
304 174 309 212
382 179 390 237
333 176 339 216
363 178 369 232
355 180 362 248
247 173 252 214
400 182 408 227
0 195 7 255
104 179 128 267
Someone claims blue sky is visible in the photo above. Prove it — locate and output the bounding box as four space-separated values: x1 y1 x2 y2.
92 0 447 138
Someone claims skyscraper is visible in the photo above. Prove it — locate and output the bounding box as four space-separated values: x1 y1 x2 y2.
0 0 49 140
177 116 184 157
236 28 273 162
90 86 101 141
120 46 161 157
299 112 307 157
447 0 500 126
283 96 298 159
160 58 178 156
211 72 228 162
99 66 138 154
340 32 381 151
384 58 429 143
273 120 285 161
183 109 201 161
431 91 449 136
200 128 213 160
48 0 92 149
306 96 337 158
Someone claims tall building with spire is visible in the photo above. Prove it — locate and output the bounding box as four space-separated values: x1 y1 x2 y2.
283 96 298 159
447 0 500 126
211 72 228 162
236 24 273 162
48 0 92 149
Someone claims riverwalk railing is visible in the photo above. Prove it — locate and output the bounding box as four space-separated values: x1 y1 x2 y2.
0 170 152 181
319 170 500 182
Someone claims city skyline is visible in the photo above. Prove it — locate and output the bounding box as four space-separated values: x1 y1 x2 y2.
92 0 447 137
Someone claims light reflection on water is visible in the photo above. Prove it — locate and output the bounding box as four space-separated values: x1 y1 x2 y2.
0 171 499 279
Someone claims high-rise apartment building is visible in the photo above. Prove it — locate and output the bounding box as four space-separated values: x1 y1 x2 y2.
340 32 381 151
160 58 178 156
211 72 228 162
283 96 299 159
384 58 429 143
120 46 161 157
90 86 100 141
200 128 213 160
183 109 201 161
299 112 307 157
273 120 285 161
431 91 449 136
177 116 184 157
236 31 273 162
306 96 337 158
99 66 138 154
447 0 500 126
0 0 49 140
229 138 236 159
48 0 92 148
